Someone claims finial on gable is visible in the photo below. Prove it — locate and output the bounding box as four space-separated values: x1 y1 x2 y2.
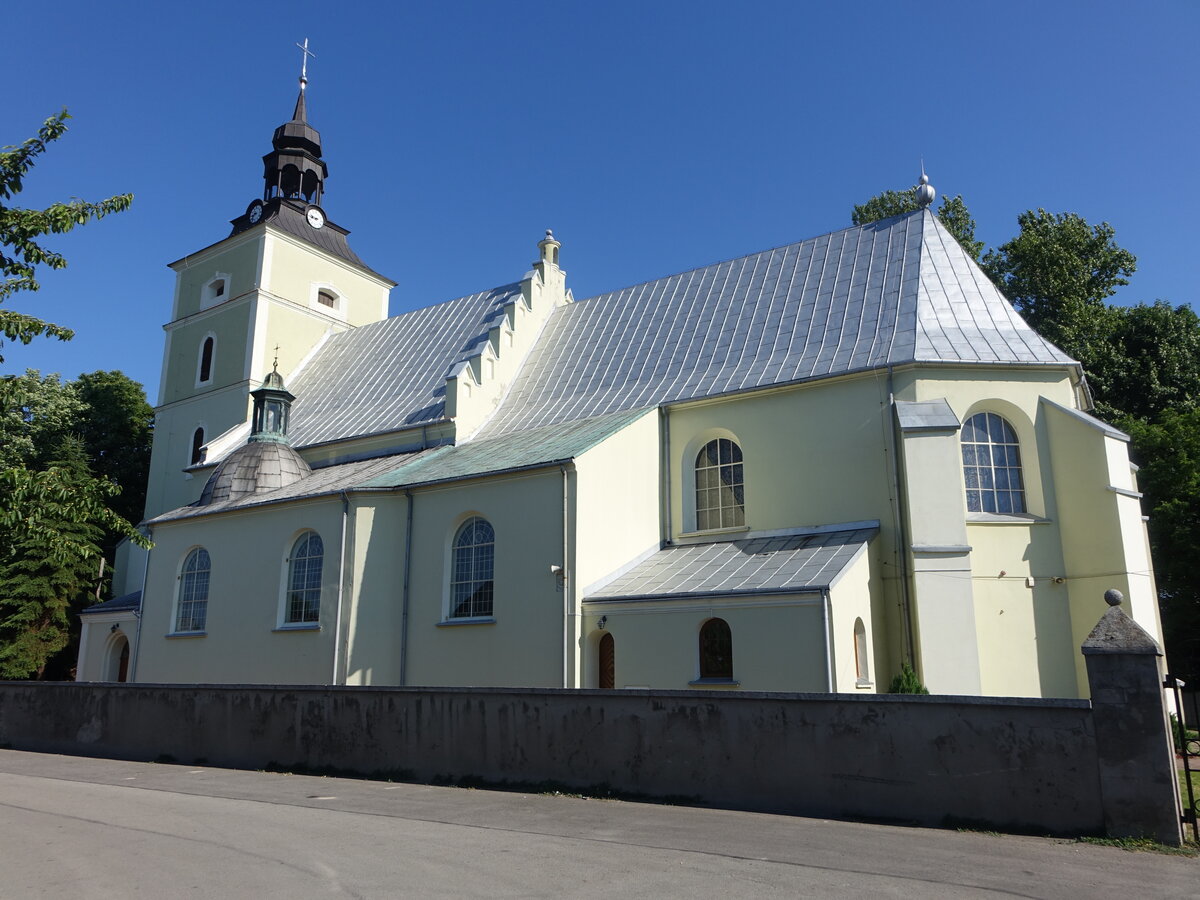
538 229 561 267
916 167 936 209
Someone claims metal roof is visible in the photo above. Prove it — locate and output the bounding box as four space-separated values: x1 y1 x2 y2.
1040 396 1130 442
151 451 432 523
482 210 1073 437
80 590 142 616
362 408 653 489
586 526 878 602
894 398 961 432
286 282 524 447
278 209 1072 451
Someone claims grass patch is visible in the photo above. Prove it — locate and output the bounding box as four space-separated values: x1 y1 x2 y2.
1077 835 1198 856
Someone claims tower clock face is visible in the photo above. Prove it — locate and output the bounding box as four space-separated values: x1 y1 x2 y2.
305 206 326 229
247 201 263 224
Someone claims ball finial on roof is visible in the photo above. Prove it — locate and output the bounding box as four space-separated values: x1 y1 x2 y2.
1104 588 1124 606
916 171 936 209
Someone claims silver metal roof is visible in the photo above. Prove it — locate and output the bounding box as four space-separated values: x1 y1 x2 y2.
483 210 1073 437
151 451 432 523
362 408 652 489
894 398 961 432
586 526 878 602
286 282 523 447
282 209 1072 450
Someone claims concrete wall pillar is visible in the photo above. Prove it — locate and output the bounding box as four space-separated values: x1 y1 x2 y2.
1082 589 1182 845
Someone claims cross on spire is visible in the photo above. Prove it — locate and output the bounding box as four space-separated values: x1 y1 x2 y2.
296 38 316 88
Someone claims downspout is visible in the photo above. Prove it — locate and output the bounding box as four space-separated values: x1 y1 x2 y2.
660 406 672 545
821 588 834 693
128 527 152 683
561 464 571 688
885 366 916 664
331 491 350 685
400 489 414 686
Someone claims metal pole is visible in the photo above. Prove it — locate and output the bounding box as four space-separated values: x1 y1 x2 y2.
1167 674 1197 841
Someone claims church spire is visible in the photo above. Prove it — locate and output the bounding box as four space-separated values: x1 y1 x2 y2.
261 39 327 206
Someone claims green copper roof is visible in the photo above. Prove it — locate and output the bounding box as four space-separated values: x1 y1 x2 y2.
361 407 654 489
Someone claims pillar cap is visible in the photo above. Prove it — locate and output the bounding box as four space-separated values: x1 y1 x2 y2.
1082 598 1161 656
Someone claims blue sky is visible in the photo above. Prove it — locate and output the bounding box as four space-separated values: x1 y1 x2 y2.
4 1 1197 401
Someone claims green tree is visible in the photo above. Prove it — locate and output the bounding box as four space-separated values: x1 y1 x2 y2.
980 210 1136 361
1086 301 1200 422
0 370 85 470
1 109 132 361
0 370 151 679
1121 411 1200 679
852 188 985 260
0 436 137 679
74 370 153 527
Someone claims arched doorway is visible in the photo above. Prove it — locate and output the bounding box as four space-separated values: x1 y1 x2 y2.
106 634 130 682
598 632 615 689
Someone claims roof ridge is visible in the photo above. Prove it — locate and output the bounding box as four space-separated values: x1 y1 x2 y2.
572 211 924 307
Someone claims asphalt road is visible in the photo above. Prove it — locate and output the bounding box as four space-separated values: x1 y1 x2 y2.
0 749 1194 898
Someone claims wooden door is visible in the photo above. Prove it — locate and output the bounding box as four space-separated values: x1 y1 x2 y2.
599 633 615 689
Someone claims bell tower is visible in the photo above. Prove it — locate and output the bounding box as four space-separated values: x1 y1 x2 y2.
142 43 395 521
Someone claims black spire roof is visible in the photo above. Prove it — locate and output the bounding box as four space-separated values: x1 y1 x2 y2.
262 85 327 205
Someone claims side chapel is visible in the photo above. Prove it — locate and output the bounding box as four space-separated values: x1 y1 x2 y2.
77 72 1164 699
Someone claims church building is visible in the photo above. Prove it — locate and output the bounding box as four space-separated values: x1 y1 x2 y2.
76 73 1163 699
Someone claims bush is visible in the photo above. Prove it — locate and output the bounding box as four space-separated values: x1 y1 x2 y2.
1171 714 1199 753
888 662 930 694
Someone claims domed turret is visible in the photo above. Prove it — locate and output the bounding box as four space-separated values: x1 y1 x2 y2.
197 361 311 505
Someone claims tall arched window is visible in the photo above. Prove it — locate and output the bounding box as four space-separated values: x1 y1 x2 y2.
961 412 1026 514
451 517 494 618
286 532 323 623
695 438 745 530
176 548 211 633
190 428 206 466
699 617 733 680
198 336 214 383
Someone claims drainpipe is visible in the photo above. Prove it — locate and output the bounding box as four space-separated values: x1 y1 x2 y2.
400 489 414 685
129 528 152 683
822 589 834 692
660 406 672 546
885 366 916 665
561 464 572 688
331 491 350 685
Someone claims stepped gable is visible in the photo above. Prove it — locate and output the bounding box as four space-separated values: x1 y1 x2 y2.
286 282 523 447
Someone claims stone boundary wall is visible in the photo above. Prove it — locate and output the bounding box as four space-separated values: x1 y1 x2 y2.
0 684 1102 835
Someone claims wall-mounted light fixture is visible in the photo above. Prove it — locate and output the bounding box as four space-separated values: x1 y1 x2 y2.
110 623 121 633
598 615 607 630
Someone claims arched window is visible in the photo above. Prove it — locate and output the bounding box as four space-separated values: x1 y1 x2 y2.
198 336 214 384
190 428 206 466
201 275 229 309
854 618 870 684
176 548 211 633
286 532 323 624
699 618 733 680
695 438 745 531
451 517 495 619
317 289 337 308
962 412 1026 514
